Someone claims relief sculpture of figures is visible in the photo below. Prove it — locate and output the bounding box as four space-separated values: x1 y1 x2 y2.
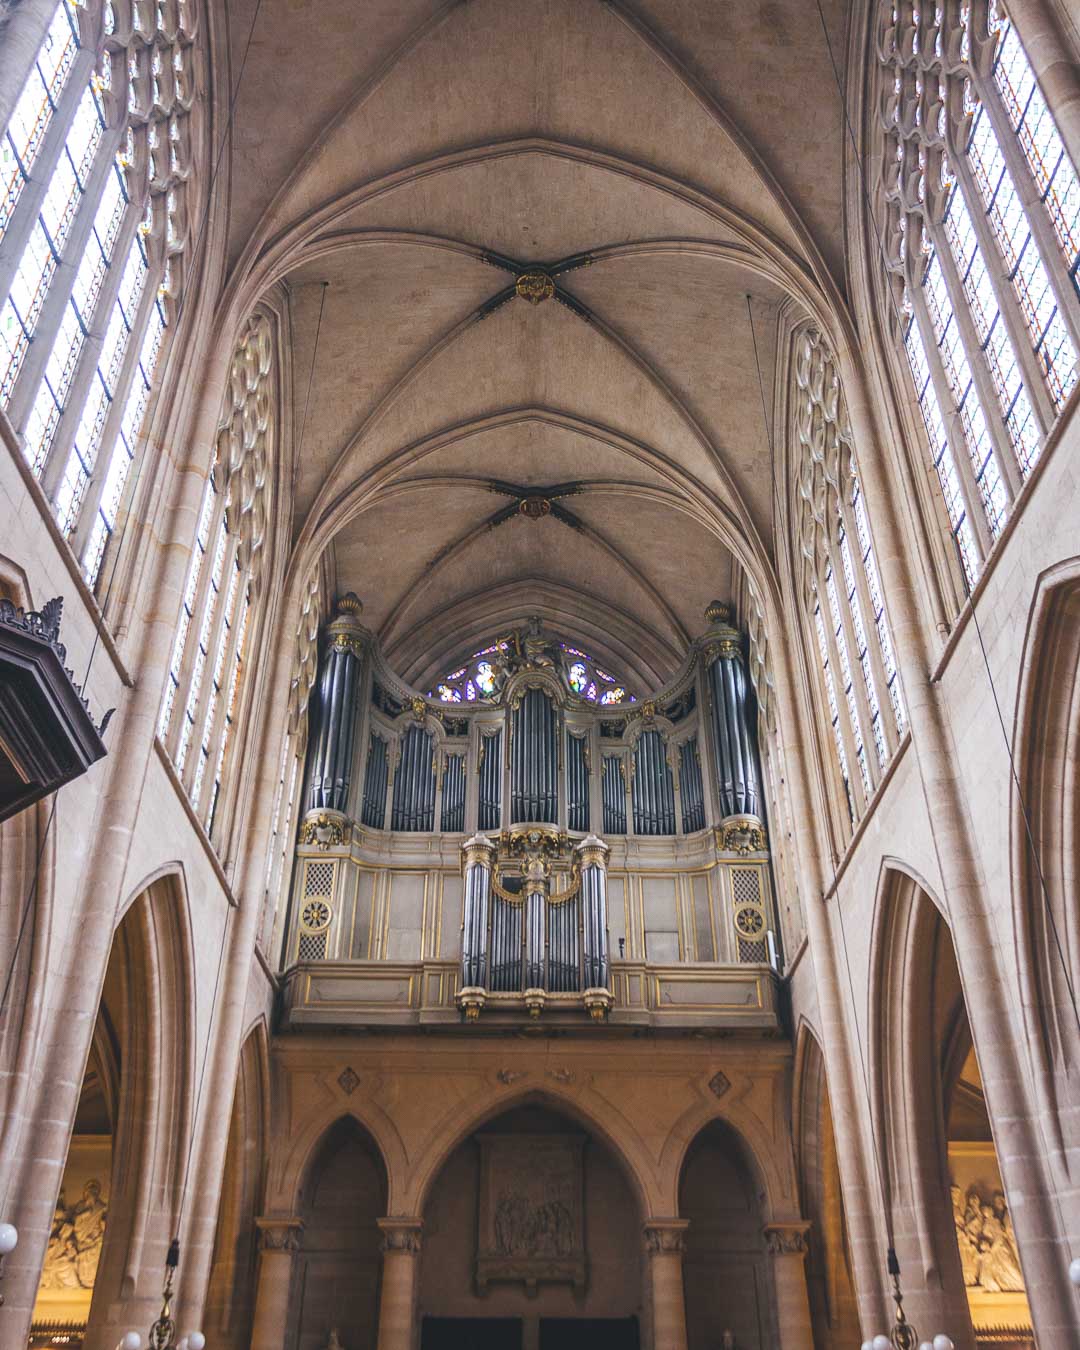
952 1183 1024 1292
40 1180 108 1291
495 1191 574 1258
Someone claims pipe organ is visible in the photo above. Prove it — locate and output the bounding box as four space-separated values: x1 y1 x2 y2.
287 601 779 1021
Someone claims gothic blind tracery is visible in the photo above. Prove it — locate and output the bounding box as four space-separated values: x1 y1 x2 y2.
1 0 201 585
158 310 275 839
793 327 905 827
877 0 1080 589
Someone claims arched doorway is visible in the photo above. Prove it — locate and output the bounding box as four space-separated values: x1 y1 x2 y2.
679 1118 774 1349
419 1102 643 1350
290 1116 387 1350
795 1031 859 1350
28 876 193 1350
876 872 1033 1350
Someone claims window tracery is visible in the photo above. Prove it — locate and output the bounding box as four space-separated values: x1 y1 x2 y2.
1 0 200 586
158 312 274 840
432 636 634 706
878 1 1080 590
794 327 906 828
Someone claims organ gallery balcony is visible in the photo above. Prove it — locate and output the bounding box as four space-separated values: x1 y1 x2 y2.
279 955 781 1032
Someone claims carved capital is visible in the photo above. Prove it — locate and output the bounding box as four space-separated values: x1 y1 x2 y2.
378 1217 423 1255
763 1222 811 1257
644 1219 689 1255
462 832 496 870
256 1216 303 1253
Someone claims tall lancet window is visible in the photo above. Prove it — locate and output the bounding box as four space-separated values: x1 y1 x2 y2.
158 313 275 839
879 2 1080 591
793 328 906 828
0 1 200 586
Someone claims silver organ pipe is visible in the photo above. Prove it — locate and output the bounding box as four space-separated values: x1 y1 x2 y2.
633 730 675 835
679 736 705 833
441 752 466 832
478 730 502 830
392 723 436 831
602 755 626 834
511 688 557 823
360 732 389 828
567 733 589 831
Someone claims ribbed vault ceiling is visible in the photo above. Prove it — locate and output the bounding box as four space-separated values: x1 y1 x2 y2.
219 0 852 691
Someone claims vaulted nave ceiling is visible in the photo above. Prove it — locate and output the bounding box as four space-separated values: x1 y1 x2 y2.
219 0 852 689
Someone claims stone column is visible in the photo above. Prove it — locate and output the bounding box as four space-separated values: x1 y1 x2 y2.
764 1222 814 1350
458 832 495 1019
306 593 366 814
376 1217 423 1350
644 1219 690 1350
250 1217 303 1350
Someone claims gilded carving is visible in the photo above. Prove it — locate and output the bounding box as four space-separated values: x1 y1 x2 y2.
952 1185 1024 1292
515 271 555 305
298 812 346 850
718 818 767 855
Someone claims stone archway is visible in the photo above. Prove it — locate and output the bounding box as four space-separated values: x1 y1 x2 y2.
678 1117 776 1350
418 1101 644 1350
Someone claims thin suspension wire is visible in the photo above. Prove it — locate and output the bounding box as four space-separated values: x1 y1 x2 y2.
810 0 1080 1040
0 0 267 1223
746 294 895 1245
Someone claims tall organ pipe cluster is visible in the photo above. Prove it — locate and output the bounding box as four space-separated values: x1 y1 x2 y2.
704 600 763 826
307 594 365 813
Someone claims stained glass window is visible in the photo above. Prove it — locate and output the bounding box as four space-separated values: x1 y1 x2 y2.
0 1 199 588
879 2 1080 592
430 636 634 705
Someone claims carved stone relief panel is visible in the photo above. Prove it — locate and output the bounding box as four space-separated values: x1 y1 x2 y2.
476 1133 586 1295
32 1136 111 1330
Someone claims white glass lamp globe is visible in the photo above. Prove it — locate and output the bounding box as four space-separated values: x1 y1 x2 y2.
933 1337 955 1350
118 1335 142 1350
0 1221 18 1255
1070 1256 1080 1287
873 1336 892 1350
920 1343 934 1350
188 1334 206 1350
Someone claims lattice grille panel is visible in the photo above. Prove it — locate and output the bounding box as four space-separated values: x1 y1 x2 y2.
304 862 335 899
298 931 328 960
731 866 768 963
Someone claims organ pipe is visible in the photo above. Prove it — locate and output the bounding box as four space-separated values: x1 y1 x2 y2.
679 737 705 833
459 834 494 1018
360 732 389 828
704 600 762 822
391 723 436 830
567 732 589 831
307 594 365 812
511 688 557 823
633 729 675 835
602 756 626 834
478 730 502 830
441 752 466 831
576 834 612 1018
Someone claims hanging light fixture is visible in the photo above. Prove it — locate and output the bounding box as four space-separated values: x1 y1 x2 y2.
116 1240 205 1350
859 1247 953 1350
0 1222 17 1306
